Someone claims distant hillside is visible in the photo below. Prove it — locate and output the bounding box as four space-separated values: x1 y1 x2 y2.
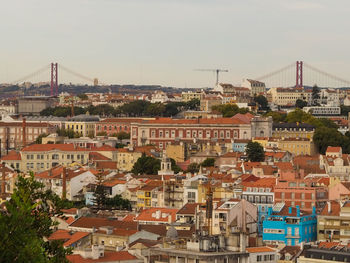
0 84 196 98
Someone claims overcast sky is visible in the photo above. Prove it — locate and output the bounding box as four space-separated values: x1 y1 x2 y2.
0 0 349 88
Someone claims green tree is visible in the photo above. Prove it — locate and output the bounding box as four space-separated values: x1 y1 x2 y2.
246 141 265 162
313 127 344 154
35 133 48 144
295 99 308 109
0 173 71 262
264 111 287 123
254 95 269 110
170 158 182 173
132 153 161 175
311 85 320 106
201 158 216 167
186 99 200 110
186 163 200 173
116 131 130 140
145 103 166 116
93 173 107 209
212 104 250 117
105 195 131 210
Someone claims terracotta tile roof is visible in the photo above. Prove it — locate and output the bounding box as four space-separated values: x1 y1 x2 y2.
275 162 294 171
135 207 178 223
141 117 250 125
103 178 126 187
177 203 200 215
326 146 342 153
1 150 21 161
95 161 117 170
319 201 340 216
89 152 111 161
65 216 76 225
318 241 342 249
48 229 71 241
99 118 144 124
246 246 276 253
64 232 90 247
22 144 87 152
122 214 136 221
242 177 276 189
67 251 137 263
69 217 137 230
90 145 117 152
138 180 162 191
35 166 87 180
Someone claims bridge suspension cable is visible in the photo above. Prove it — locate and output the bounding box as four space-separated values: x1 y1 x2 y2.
303 62 350 86
12 64 50 84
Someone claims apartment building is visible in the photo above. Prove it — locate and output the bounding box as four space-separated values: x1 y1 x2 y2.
1 144 92 172
131 114 272 149
320 146 350 181
317 201 350 242
96 118 149 136
65 114 99 137
267 87 310 106
181 90 205 102
272 123 315 139
274 170 328 213
242 79 266 95
263 205 317 246
0 120 56 151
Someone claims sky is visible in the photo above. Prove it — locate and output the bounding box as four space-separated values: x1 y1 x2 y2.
0 0 349 88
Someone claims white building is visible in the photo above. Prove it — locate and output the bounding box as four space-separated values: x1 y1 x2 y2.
242 79 266 96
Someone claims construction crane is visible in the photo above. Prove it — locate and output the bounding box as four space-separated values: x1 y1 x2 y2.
195 68 229 86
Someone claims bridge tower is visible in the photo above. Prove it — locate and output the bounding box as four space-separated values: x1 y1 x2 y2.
296 61 303 88
50 63 58 96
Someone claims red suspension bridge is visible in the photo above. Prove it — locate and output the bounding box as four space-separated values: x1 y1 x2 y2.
7 61 350 96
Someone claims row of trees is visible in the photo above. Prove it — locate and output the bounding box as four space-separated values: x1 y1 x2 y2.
41 99 200 118
211 104 250 117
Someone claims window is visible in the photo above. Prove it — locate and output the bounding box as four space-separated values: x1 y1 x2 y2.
257 255 262 262
287 227 292 235
206 131 211 138
287 239 292 245
186 130 191 138
171 130 175 138
226 131 230 138
159 131 163 137
179 130 183 138
165 131 169 138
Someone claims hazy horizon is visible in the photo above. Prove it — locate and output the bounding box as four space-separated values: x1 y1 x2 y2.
1 0 349 88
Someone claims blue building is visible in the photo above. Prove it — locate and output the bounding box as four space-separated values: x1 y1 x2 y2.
232 139 249 152
262 204 317 246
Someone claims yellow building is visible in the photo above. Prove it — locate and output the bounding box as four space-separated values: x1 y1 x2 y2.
181 91 204 102
136 181 162 209
0 144 90 173
273 123 315 139
278 137 315 156
65 114 99 137
267 87 310 106
116 146 157 172
166 144 186 163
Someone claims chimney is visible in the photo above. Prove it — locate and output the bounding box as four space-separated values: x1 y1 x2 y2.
62 167 67 199
327 201 331 213
22 118 26 148
288 207 292 214
1 162 6 199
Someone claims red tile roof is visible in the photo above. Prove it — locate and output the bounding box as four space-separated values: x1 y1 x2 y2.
48 229 71 241
64 232 90 247
89 152 111 161
326 146 342 153
67 251 137 263
69 217 137 230
135 207 178 223
22 144 87 152
1 150 21 161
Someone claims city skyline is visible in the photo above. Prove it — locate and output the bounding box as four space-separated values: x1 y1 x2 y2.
0 0 349 88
